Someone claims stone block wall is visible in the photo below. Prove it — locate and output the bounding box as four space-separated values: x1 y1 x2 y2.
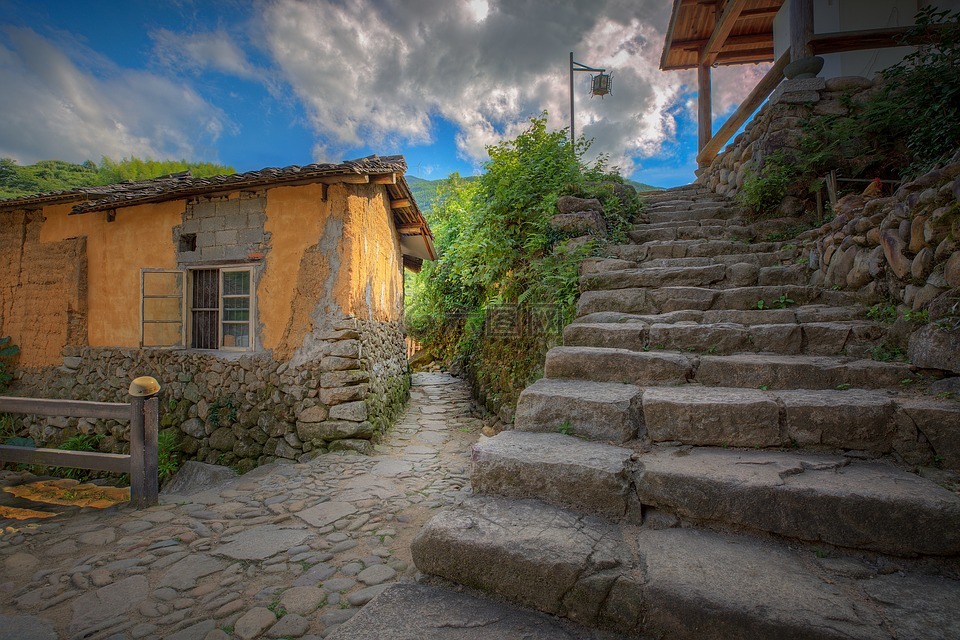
697 75 879 211
11 316 410 470
174 191 270 264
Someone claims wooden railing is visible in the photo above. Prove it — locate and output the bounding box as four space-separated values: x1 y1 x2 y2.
0 388 160 508
406 337 422 360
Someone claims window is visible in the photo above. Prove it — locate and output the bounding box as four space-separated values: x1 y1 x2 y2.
141 271 185 347
140 266 254 350
190 268 253 350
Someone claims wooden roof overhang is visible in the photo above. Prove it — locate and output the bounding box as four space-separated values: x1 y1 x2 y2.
660 0 785 71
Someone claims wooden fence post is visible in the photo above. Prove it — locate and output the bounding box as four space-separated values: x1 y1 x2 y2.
128 376 161 509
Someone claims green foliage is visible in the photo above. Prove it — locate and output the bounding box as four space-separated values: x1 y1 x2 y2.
157 430 182 485
869 343 908 362
867 304 899 323
0 156 235 199
737 152 799 217
774 295 795 309
0 336 20 391
53 433 104 481
557 421 573 436
208 395 237 427
406 115 639 408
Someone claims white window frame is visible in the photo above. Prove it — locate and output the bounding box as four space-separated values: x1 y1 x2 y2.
187 265 257 352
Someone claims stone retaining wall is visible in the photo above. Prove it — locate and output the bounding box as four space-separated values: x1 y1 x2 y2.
11 318 410 471
697 76 880 212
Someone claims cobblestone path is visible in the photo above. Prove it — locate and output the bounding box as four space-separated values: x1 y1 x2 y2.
0 372 480 640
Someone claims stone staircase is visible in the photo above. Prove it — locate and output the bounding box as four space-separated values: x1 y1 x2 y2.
410 185 960 639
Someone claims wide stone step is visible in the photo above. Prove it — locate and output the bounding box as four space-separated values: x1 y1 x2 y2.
612 239 792 262
514 378 643 443
696 353 921 390
327 583 624 640
648 207 740 224
574 304 868 327
581 263 808 291
638 218 744 230
629 224 752 243
641 386 959 455
472 431 637 520
635 447 960 557
412 497 960 638
638 251 793 269
544 346 692 385
577 285 860 317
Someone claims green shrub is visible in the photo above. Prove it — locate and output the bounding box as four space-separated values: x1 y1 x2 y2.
0 336 19 391
737 152 799 217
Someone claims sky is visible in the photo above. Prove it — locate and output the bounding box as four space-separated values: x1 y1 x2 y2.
0 0 769 188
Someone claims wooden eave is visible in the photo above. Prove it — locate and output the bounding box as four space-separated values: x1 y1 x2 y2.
661 0 785 71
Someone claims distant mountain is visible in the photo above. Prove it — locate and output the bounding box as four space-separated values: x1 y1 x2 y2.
406 174 661 213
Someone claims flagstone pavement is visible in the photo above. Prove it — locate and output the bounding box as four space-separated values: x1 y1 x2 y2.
0 372 480 640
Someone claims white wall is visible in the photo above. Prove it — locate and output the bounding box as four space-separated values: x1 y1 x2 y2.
773 0 960 78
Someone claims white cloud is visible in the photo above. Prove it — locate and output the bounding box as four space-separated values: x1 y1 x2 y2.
152 28 265 81
0 27 230 165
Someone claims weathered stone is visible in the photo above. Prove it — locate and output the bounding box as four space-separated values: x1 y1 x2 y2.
514 378 642 443
357 563 397 585
158 554 225 590
215 525 310 560
297 405 329 423
279 586 326 615
320 370 369 388
329 401 368 422
0 615 58 640
881 229 912 279
330 584 610 639
945 252 960 288
209 427 237 451
634 447 960 556
320 384 368 406
549 211 607 237
909 324 960 374
912 247 934 280
544 346 690 386
180 417 205 438
320 356 359 371
296 501 357 527
556 195 602 214
267 614 310 638
910 215 929 252
643 387 780 447
473 431 635 519
781 389 896 451
299 420 373 441
328 438 374 454
234 607 277 640
70 575 149 633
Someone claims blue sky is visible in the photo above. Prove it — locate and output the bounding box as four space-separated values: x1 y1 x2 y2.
0 1 764 188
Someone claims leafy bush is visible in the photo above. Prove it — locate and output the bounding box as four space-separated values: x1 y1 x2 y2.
737 152 799 217
0 336 19 392
407 115 638 408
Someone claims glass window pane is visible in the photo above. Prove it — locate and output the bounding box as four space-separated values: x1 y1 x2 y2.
222 322 250 348
223 271 250 296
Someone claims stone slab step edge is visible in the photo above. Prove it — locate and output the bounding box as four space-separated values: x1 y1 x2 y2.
573 304 869 326
411 496 960 639
471 433 960 557
513 378 643 443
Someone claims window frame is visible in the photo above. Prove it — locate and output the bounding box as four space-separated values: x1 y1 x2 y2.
214 267 255 352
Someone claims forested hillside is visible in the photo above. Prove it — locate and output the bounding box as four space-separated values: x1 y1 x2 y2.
0 157 235 199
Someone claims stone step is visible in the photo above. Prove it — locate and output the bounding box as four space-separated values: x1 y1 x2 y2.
634 447 960 557
639 250 795 269
581 263 809 291
577 284 860 317
544 346 692 385
695 353 922 390
629 225 741 243
326 583 623 640
641 385 959 455
513 378 642 443
472 431 637 520
566 319 884 356
412 496 960 638
574 304 867 327
612 239 786 261
648 207 740 224
646 199 734 211
638 218 744 230
544 346 919 390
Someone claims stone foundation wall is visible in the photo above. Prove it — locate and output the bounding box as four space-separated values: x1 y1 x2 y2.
697 76 879 211
10 318 410 470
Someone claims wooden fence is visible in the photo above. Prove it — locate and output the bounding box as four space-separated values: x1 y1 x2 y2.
0 389 160 508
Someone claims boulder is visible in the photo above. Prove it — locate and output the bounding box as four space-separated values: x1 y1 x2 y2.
556 195 602 214
881 230 912 279
909 324 960 374
161 461 238 496
549 211 607 237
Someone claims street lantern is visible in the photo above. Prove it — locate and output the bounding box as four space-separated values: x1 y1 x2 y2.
591 72 612 98
569 52 611 143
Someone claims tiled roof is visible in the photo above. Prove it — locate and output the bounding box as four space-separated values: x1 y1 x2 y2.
0 155 408 213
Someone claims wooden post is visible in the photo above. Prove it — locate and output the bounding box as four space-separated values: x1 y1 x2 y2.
129 395 146 509
791 0 815 60
143 397 159 507
698 61 713 155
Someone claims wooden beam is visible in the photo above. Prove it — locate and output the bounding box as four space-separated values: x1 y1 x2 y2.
739 6 782 20
809 26 914 56
370 173 396 184
0 445 131 474
660 0 686 70
0 396 129 420
700 0 749 67
698 62 712 152
790 0 814 60
390 198 411 209
674 33 772 51
697 49 790 167
714 47 776 65
397 223 424 234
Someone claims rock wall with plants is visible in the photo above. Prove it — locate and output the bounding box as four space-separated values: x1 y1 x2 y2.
8 317 409 473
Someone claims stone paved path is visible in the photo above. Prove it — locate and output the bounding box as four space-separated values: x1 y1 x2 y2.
0 372 480 640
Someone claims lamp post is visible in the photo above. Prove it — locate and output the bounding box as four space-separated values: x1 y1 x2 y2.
569 52 612 143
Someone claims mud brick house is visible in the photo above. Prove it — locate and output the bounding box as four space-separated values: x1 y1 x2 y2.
0 156 434 469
